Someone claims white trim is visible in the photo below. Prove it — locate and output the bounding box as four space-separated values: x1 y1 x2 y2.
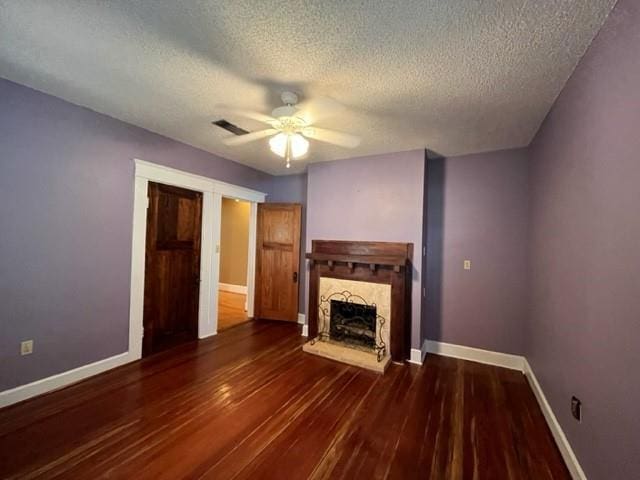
219 283 248 295
246 202 258 318
199 191 218 339
297 313 306 325
135 159 266 203
208 191 223 336
0 352 132 408
524 360 586 480
301 324 309 337
422 340 526 372
128 176 148 359
130 159 266 353
408 347 427 365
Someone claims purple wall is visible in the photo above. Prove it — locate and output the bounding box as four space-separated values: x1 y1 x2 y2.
0 79 272 391
424 149 529 355
528 0 640 477
305 150 425 349
267 173 308 313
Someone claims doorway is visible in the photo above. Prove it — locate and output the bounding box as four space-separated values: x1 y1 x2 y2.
129 159 267 361
217 197 251 331
142 182 202 356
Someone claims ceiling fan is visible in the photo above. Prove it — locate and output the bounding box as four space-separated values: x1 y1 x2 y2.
217 92 361 169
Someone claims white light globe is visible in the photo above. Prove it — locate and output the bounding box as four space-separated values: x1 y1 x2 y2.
269 133 309 159
289 133 309 158
269 133 287 157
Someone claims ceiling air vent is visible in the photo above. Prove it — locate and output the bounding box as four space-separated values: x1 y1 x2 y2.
212 119 249 136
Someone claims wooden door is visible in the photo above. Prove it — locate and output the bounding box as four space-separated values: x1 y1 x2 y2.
255 203 302 322
143 182 203 356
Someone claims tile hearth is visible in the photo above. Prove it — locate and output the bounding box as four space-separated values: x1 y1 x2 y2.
302 340 391 373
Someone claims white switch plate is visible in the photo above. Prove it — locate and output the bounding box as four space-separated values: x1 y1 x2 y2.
21 340 33 355
464 260 472 270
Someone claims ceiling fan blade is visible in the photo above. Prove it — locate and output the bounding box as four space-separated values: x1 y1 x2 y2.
222 128 278 146
215 106 277 125
296 96 346 124
302 127 361 148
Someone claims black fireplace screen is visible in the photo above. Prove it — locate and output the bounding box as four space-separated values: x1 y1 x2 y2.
330 300 376 348
313 290 387 361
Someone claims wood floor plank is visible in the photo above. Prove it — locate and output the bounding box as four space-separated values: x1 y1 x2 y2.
314 364 418 480
0 321 570 479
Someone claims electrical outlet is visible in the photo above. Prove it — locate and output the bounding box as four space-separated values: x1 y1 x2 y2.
463 260 472 270
20 340 33 356
571 396 582 422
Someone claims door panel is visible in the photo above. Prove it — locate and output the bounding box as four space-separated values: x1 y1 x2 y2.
143 182 202 356
255 203 301 322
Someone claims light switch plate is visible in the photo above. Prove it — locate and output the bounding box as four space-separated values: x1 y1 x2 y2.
464 260 472 270
20 340 33 356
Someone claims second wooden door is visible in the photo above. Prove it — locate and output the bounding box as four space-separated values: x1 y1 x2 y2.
255 203 302 322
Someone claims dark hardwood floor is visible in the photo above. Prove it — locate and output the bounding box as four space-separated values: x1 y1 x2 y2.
0 321 569 479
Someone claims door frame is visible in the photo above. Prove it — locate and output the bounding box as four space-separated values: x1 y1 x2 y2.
129 159 266 360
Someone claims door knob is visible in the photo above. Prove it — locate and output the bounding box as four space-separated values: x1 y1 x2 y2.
293 271 298 283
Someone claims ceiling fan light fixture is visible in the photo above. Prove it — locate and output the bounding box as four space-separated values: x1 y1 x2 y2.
218 91 359 171
269 132 309 159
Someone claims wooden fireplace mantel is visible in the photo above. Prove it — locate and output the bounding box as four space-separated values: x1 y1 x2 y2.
306 240 413 362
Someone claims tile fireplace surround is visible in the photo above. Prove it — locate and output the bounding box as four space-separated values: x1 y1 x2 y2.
303 240 413 373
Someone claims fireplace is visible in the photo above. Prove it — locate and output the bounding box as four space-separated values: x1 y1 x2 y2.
330 300 376 348
302 240 413 373
311 287 388 363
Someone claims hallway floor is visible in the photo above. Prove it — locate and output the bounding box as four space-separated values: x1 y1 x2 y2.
217 290 249 331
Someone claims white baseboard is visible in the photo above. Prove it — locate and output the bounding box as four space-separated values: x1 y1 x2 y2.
297 313 305 325
0 351 134 408
301 324 309 337
219 283 248 295
408 347 427 365
423 339 525 372
524 360 585 480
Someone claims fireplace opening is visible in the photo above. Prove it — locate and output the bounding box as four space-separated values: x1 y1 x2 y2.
329 300 376 349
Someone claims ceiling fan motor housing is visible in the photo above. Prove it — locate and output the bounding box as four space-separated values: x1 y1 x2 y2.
280 91 298 105
271 104 298 120
272 91 302 121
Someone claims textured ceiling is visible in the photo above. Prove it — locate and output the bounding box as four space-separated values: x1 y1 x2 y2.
0 1 616 175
